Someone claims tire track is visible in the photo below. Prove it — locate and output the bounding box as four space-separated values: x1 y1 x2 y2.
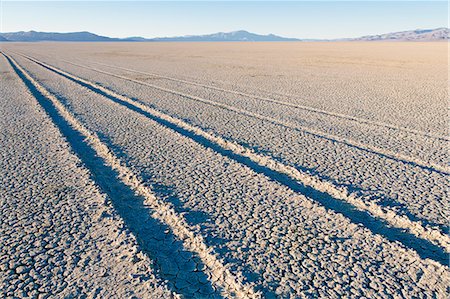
74 59 449 142
3 52 260 299
59 59 449 175
17 52 450 260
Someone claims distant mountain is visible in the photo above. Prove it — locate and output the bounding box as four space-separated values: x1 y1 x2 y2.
349 28 449 41
0 31 116 42
121 36 148 42
150 30 300 42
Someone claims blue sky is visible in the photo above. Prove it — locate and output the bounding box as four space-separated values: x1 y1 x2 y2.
1 1 447 39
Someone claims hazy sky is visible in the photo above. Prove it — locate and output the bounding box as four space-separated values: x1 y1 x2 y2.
1 1 447 39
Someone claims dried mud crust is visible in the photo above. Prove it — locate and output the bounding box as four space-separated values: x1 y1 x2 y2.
7 52 449 298
12 47 448 231
0 55 174 298
7 42 447 135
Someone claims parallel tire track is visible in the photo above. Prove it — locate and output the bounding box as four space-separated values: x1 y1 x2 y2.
3 52 260 299
18 52 450 255
60 59 449 175
75 59 449 142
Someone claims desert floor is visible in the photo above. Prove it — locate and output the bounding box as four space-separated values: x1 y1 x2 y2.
0 42 448 298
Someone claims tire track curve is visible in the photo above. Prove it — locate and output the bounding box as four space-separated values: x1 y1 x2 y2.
75 59 449 142
18 52 450 259
59 59 449 175
3 52 260 299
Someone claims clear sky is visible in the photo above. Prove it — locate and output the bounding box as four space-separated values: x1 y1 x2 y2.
1 1 448 39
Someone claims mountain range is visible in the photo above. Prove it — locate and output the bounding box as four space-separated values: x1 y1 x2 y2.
151 30 300 42
348 28 449 41
0 30 299 42
0 28 447 42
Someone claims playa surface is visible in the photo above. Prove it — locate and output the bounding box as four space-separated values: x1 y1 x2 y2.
1 42 448 298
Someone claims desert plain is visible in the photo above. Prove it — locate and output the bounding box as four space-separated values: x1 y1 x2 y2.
0 42 448 298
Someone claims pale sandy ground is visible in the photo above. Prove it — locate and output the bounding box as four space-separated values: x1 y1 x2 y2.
0 42 448 298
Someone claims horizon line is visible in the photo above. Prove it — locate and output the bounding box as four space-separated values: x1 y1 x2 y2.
1 27 448 41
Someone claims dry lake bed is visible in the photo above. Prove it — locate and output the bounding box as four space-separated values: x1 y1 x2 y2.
0 42 448 298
